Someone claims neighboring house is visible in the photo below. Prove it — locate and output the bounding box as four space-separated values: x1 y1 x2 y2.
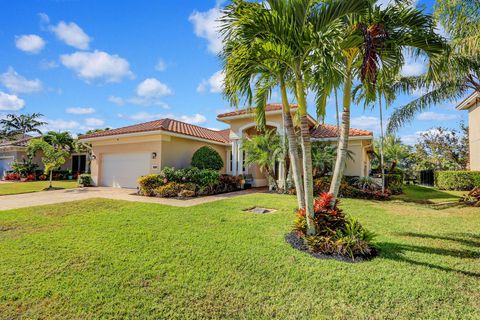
456 91 480 170
0 136 89 178
79 104 373 188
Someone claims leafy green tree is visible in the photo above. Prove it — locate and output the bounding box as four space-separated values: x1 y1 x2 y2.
27 139 69 189
191 146 224 171
242 130 284 190
0 113 46 139
311 141 353 177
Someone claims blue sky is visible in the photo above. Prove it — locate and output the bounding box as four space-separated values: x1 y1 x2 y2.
0 0 469 144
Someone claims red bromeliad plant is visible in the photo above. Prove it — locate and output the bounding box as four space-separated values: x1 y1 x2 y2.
293 192 377 260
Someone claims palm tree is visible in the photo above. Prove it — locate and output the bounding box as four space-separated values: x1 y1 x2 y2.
328 1 445 202
223 0 369 235
220 12 306 208
387 0 479 132
242 130 284 190
42 131 75 152
0 113 46 139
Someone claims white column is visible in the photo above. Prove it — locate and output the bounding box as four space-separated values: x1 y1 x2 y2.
231 140 238 176
237 140 243 175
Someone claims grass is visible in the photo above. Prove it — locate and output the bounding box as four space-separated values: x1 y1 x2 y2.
0 180 78 196
0 194 479 319
393 184 466 204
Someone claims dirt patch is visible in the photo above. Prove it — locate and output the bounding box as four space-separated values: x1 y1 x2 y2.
285 232 377 263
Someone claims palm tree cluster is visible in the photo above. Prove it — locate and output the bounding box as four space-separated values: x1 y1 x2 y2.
0 113 46 140
220 0 444 235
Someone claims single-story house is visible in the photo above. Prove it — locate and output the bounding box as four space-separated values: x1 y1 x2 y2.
79 104 374 188
456 91 480 170
0 136 88 178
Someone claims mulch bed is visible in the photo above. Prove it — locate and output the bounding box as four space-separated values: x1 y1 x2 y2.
285 232 377 263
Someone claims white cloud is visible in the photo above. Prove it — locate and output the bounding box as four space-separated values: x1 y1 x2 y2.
136 78 172 97
109 78 172 108
0 67 42 94
189 7 223 54
84 117 105 126
351 115 381 132
66 107 95 115
400 133 420 145
0 91 25 111
60 50 133 83
197 70 224 93
401 61 426 77
39 59 59 70
417 111 460 121
50 21 91 49
38 12 50 24
15 34 45 54
155 59 167 72
42 118 80 132
118 112 207 124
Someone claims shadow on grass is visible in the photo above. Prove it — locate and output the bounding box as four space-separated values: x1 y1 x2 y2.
378 239 480 278
396 232 480 248
392 185 466 209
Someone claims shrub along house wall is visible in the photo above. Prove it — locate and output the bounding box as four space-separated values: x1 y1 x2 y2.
435 171 480 190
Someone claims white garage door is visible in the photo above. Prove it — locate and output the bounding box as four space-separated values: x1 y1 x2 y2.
101 153 151 188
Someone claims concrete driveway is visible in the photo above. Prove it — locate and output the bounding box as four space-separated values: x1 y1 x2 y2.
0 187 265 211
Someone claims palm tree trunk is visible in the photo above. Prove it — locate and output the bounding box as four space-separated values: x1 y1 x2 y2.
329 64 353 203
379 93 385 193
49 170 53 189
280 81 305 208
296 78 315 235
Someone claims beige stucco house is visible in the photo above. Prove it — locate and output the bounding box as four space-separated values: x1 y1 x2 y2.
457 91 480 170
0 136 88 178
79 104 374 188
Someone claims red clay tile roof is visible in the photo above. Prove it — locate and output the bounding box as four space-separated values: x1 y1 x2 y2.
311 124 373 139
0 136 38 148
217 103 298 118
79 118 230 143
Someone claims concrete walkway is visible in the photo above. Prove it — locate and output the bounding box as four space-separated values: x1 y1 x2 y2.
0 187 266 211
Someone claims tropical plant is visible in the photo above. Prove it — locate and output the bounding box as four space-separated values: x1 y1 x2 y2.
387 0 479 132
27 139 69 189
311 141 353 177
10 158 38 178
42 131 75 152
221 0 368 235
221 1 305 208
0 113 46 139
352 176 380 192
328 0 445 204
242 130 284 190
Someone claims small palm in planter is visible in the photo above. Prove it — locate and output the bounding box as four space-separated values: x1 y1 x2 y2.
291 193 377 261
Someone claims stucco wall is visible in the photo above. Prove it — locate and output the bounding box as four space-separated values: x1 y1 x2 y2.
322 139 371 177
161 135 227 173
0 150 72 172
469 103 480 170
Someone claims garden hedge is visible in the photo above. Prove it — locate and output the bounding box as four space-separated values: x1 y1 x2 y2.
191 146 224 171
435 171 480 190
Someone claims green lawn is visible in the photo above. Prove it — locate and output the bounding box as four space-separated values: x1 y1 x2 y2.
0 180 78 196
0 194 479 319
393 184 466 204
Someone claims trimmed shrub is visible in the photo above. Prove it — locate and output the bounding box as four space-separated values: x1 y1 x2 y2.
156 182 184 197
191 146 224 171
435 171 480 190
138 174 164 196
78 174 93 187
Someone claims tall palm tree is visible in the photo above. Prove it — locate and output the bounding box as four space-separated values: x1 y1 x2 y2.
0 113 46 139
328 1 445 202
387 0 479 132
221 14 306 208
221 0 367 235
